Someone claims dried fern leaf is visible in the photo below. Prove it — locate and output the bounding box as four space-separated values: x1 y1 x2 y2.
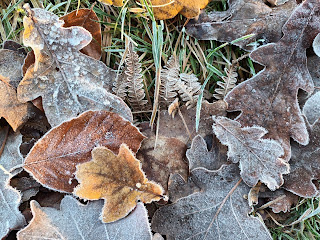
177 73 201 108
213 66 238 100
124 43 148 111
112 70 128 100
159 55 180 107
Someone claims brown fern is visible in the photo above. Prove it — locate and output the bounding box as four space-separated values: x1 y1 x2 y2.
213 66 238 100
124 42 148 111
177 73 201 108
159 55 180 107
112 70 128 100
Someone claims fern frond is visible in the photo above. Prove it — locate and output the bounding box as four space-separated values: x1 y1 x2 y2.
125 42 148 111
177 73 201 108
159 55 180 107
213 66 238 100
112 70 128 100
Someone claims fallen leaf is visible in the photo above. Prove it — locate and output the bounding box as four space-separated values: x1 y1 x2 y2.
159 100 227 143
60 8 102 60
22 51 35 76
11 177 41 202
151 164 272 240
313 33 320 57
136 125 188 193
224 0 320 161
97 0 124 7
262 190 299 213
213 116 289 190
3 40 27 55
186 134 227 171
24 110 145 193
18 6 132 127
74 144 164 223
186 0 297 50
283 117 320 197
17 196 152 240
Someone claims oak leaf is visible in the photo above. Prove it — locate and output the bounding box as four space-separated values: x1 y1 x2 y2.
137 124 188 193
24 110 145 193
186 0 297 51
151 164 272 240
151 0 210 20
74 144 164 223
213 116 289 190
17 196 152 240
18 6 132 127
224 0 320 161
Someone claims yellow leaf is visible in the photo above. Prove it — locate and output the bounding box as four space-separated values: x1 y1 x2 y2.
74 144 164 223
98 0 124 7
151 0 210 20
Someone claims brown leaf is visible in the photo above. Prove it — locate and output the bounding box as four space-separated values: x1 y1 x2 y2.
186 0 297 51
23 110 145 193
74 144 164 223
225 0 320 161
151 0 210 20
3 40 27 55
0 48 34 131
60 8 102 60
283 117 320 197
137 125 188 193
18 6 132 127
213 116 289 190
159 100 227 144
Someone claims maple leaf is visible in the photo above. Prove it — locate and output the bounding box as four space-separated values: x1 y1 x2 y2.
213 116 289 190
151 164 272 240
0 48 34 131
136 124 188 193
24 110 145 193
283 115 320 197
186 134 227 171
60 8 102 60
18 6 132 127
186 0 297 50
74 144 164 223
224 0 320 161
17 196 152 240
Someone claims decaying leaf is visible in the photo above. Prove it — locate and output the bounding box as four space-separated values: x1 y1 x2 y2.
18 6 132 127
151 0 210 20
60 8 102 60
186 0 297 50
262 190 299 213
283 117 320 197
74 144 164 223
24 110 145 193
225 0 320 161
3 40 27 55
213 116 289 190
0 47 34 131
186 134 227 171
151 164 272 240
17 196 152 240
137 125 188 192
159 100 227 143
0 128 26 238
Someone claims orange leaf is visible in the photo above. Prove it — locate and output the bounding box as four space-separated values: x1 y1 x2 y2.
98 0 124 7
151 0 210 20
74 144 164 223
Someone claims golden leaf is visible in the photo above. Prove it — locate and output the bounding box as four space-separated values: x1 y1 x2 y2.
74 144 164 223
98 0 124 7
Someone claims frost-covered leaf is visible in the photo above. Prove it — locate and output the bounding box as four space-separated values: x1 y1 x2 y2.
283 118 320 197
11 177 41 202
313 33 320 57
18 6 132 127
186 0 297 50
0 127 26 238
159 100 227 143
151 164 272 240
0 48 34 131
136 125 188 193
17 196 152 240
60 8 102 60
261 190 299 213
186 134 227 171
24 110 145 193
225 0 320 161
74 144 164 223
213 116 289 190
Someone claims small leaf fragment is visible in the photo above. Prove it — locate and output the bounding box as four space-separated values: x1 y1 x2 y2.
213 116 289 190
74 144 164 223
